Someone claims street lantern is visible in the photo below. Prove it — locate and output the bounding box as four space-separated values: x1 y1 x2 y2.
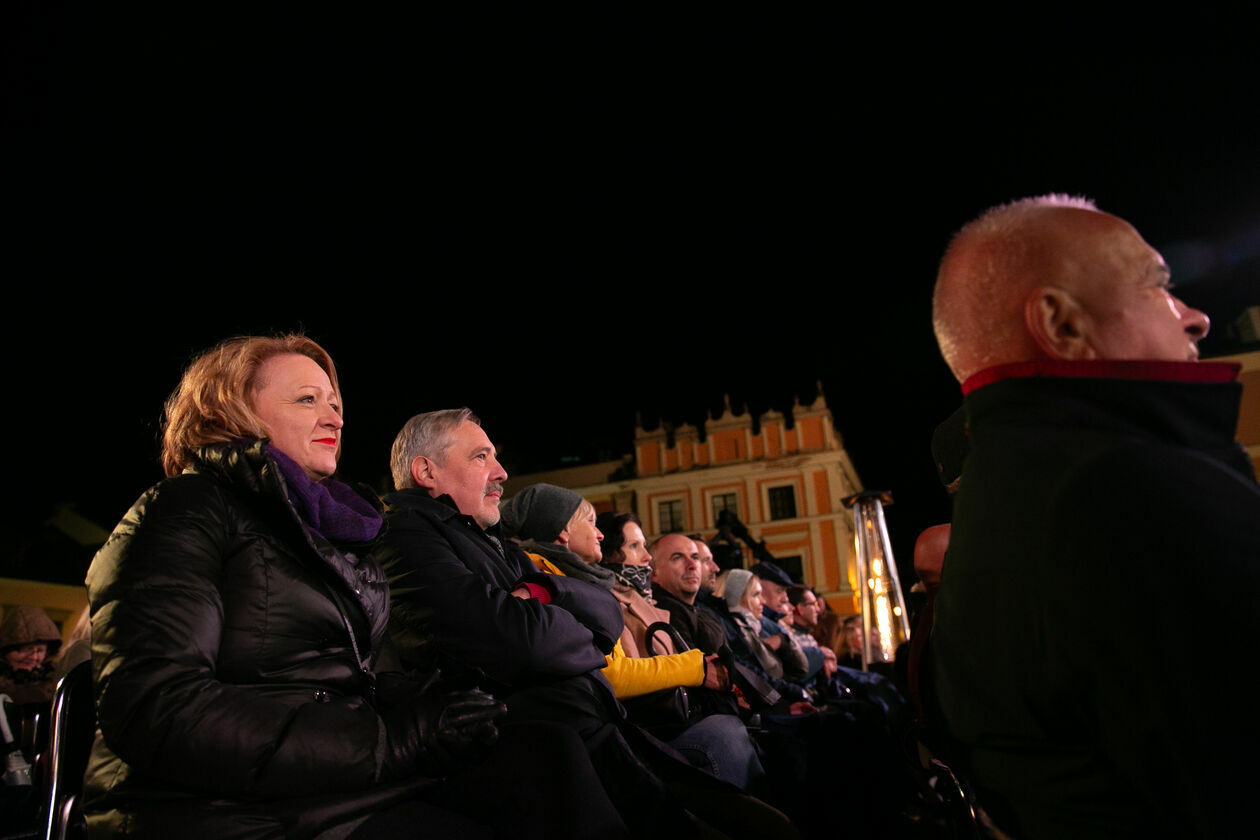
841 490 911 669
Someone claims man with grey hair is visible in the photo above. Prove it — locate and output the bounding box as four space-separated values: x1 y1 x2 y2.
381 407 623 692
931 196 1259 839
389 406 475 488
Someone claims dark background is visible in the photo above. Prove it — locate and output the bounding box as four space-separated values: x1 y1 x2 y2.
5 7 1258 584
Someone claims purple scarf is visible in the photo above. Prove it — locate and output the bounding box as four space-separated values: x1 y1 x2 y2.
267 444 382 544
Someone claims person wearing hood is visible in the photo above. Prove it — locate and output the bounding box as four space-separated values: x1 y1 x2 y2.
0 605 62 705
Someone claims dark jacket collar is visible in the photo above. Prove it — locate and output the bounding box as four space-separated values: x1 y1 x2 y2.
962 359 1240 395
384 489 511 550
965 359 1252 480
385 488 463 519
653 584 700 611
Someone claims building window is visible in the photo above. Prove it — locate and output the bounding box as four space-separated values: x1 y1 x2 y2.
711 492 738 525
768 486 797 520
658 499 685 533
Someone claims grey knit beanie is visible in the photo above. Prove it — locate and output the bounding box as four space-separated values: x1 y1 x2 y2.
499 483 583 542
723 569 754 611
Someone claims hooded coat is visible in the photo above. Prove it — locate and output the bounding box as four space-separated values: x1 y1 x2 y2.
0 605 62 704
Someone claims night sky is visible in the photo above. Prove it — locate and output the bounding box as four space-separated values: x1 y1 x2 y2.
6 8 1258 584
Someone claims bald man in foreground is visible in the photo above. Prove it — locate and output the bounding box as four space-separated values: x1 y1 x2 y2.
931 196 1260 839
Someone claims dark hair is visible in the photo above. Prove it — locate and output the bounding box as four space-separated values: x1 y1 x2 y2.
787 584 813 607
595 511 641 563
813 611 843 650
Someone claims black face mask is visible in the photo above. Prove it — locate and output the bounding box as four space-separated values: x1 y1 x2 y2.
602 562 653 599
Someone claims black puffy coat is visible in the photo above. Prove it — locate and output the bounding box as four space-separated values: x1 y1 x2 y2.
84 441 432 839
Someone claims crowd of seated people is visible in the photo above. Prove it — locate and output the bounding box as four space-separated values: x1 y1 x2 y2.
16 333 947 839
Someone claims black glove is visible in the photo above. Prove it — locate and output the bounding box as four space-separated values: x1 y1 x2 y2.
382 687 505 779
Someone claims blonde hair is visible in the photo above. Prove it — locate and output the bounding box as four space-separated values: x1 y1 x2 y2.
565 499 596 532
160 334 340 477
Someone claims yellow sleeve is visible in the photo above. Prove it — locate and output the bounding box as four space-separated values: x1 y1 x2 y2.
524 552 565 576
601 641 706 699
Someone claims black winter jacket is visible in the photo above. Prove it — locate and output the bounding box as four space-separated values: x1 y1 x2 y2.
380 490 623 716
84 441 431 839
934 360 1260 840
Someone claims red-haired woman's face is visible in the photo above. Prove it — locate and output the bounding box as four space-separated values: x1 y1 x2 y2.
252 354 342 480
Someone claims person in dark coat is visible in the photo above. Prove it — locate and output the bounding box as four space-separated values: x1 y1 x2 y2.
84 335 504 840
931 195 1259 839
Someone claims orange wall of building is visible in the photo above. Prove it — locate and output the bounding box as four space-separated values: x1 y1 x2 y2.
812 470 831 514
712 429 744 462
800 416 825 450
763 422 781 458
819 519 839 591
639 442 660 475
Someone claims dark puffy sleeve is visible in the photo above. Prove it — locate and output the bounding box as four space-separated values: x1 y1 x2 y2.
87 475 389 797
382 506 619 686
515 569 623 654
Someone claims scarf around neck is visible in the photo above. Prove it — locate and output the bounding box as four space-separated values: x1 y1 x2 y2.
732 607 784 679
267 444 382 544
602 562 654 600
523 539 617 590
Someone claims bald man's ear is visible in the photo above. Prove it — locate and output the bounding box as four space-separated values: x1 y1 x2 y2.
1024 287 1097 361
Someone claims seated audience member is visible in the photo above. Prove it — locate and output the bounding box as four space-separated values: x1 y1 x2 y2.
811 611 844 665
0 606 62 705
747 563 816 681
650 537 811 710
785 586 827 659
83 336 505 839
907 523 949 721
648 534 734 662
717 570 817 714
783 596 844 702
931 195 1260 838
499 485 762 789
687 535 721 594
835 615 864 670
380 410 794 838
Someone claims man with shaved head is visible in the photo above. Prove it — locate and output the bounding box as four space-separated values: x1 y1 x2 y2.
931 196 1260 839
649 534 724 653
